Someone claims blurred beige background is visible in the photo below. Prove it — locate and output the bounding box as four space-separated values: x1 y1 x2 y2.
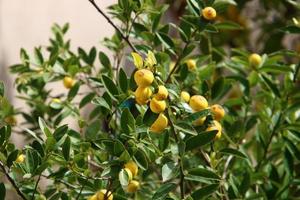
0 1 115 198
0 0 115 99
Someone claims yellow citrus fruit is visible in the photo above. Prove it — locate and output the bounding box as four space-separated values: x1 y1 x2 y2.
189 95 208 111
15 154 25 163
150 113 168 133
192 117 206 126
211 104 225 121
135 86 152 105
52 98 61 103
150 97 166 113
63 76 75 89
248 53 262 68
124 161 138 177
206 120 222 139
134 69 154 87
180 91 190 103
96 189 113 200
202 7 217 20
155 85 168 100
186 59 196 70
126 180 140 193
88 194 98 200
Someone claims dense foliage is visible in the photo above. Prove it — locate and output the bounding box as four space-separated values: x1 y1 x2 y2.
1 0 300 199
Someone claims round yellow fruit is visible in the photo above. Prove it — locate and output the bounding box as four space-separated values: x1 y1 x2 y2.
150 113 168 133
192 117 206 126
150 98 166 113
206 120 222 139
186 59 196 70
124 161 138 177
135 86 152 105
15 154 25 163
189 95 208 111
155 85 168 100
202 7 217 20
126 180 140 193
180 91 190 103
52 98 61 103
134 69 154 87
63 76 75 89
88 194 98 200
96 189 113 200
211 104 225 121
248 53 262 68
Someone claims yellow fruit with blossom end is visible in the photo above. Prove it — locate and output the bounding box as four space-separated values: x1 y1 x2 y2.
202 7 217 20
211 104 225 121
63 76 75 89
186 59 196 70
206 120 222 139
180 91 190 103
150 113 168 133
155 85 168 100
135 86 152 105
134 69 154 87
124 161 138 177
249 53 262 68
126 180 140 193
15 154 25 163
96 189 113 200
189 95 208 111
150 97 166 113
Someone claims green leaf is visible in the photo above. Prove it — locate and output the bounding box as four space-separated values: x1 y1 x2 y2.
38 117 52 138
185 130 218 151
121 108 135 134
79 93 95 108
191 184 219 199
119 68 128 93
68 82 80 101
143 108 159 126
183 109 210 122
162 162 178 182
188 167 220 180
119 168 131 186
0 82 4 97
280 25 300 34
152 183 177 200
62 136 71 161
219 148 247 159
92 96 111 110
211 77 225 100
261 74 281 97
101 75 119 100
133 149 148 170
99 51 111 69
214 21 243 30
0 183 5 200
156 32 175 54
131 52 143 69
7 150 19 168
239 171 250 196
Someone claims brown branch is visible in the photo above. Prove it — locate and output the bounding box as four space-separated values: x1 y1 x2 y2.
88 0 138 53
0 162 28 200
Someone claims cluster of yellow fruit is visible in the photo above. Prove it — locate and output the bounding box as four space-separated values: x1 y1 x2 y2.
134 69 169 133
88 190 113 200
180 92 225 139
119 161 140 193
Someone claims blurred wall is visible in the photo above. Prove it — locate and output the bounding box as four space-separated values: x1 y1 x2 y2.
0 0 115 98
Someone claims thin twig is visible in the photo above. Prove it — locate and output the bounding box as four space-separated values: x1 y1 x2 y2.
0 162 28 200
88 0 138 52
31 174 41 200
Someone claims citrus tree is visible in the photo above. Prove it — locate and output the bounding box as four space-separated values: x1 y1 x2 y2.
1 0 300 199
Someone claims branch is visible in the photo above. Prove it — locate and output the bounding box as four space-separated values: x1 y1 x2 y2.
0 162 28 200
88 0 138 53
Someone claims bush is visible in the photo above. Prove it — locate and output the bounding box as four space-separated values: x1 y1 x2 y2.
1 0 300 199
